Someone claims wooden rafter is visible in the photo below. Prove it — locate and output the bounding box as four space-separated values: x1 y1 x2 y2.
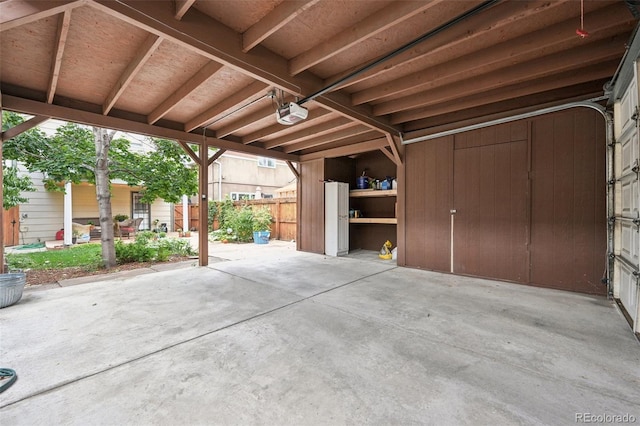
391 60 618 124
289 0 442 76
185 81 268 132
324 0 573 91
103 34 163 115
352 3 630 105
174 0 195 20
90 0 401 137
243 0 320 53
148 61 224 124
300 137 388 161
373 36 626 116
3 95 299 162
241 109 332 145
47 9 72 104
0 0 82 32
215 105 274 139
263 117 355 150
283 124 372 153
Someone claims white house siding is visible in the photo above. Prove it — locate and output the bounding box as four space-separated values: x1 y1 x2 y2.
150 199 173 232
17 169 63 244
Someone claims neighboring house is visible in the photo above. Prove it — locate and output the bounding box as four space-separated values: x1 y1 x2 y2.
10 165 173 246
4 119 174 245
7 122 296 245
208 152 296 201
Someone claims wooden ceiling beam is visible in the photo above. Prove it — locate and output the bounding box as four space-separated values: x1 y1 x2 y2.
3 94 299 162
374 36 626 116
300 137 388 161
90 0 401 136
353 3 632 105
242 107 332 144
283 124 372 153
243 0 320 53
148 61 224 124
174 0 195 20
323 0 573 91
298 131 384 155
215 105 274 139
402 86 606 135
289 0 443 76
103 34 162 115
263 117 355 149
391 60 619 124
46 10 72 104
185 81 268 132
0 0 83 32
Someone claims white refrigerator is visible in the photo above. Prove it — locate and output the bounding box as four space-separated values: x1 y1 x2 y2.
325 182 349 256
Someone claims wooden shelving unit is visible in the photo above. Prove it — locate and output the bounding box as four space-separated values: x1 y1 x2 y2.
349 217 397 224
349 189 397 197
349 189 397 224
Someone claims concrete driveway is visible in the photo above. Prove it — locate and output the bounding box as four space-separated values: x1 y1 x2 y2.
1 241 638 425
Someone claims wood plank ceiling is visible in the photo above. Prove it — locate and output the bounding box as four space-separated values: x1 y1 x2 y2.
1 0 638 162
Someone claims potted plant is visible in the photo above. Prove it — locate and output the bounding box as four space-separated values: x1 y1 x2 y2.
114 214 128 223
252 207 272 245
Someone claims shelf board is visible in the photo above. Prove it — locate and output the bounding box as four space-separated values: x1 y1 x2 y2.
349 218 397 224
349 189 397 197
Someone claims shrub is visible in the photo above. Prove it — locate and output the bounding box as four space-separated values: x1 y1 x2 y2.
115 233 196 264
229 205 254 242
252 206 273 232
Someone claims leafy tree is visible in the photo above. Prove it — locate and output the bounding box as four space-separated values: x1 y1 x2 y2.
2 111 198 267
2 165 35 210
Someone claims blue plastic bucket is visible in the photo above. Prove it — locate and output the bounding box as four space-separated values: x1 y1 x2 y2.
253 231 270 244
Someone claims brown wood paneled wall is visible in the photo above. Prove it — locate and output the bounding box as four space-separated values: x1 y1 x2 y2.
298 159 325 254
529 109 606 294
404 136 453 272
403 108 606 295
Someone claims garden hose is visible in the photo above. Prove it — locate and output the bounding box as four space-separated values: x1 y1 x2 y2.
0 368 17 393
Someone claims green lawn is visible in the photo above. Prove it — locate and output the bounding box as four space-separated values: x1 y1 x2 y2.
7 243 103 271
6 233 196 272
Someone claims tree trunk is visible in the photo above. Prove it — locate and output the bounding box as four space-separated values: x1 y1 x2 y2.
93 127 117 268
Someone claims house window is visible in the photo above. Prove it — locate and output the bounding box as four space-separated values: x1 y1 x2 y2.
258 157 275 168
230 192 256 201
131 192 151 230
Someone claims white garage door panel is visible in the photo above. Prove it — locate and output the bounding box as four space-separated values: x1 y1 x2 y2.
613 64 639 333
620 222 639 265
617 261 638 324
620 77 637 131
620 177 639 217
620 132 638 176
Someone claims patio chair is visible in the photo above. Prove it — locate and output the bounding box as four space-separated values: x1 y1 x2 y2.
116 217 143 239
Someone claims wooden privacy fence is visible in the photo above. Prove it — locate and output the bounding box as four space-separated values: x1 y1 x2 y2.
3 207 20 247
173 205 200 232
241 198 297 241
174 198 297 241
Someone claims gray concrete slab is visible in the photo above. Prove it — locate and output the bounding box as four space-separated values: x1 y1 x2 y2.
1 245 638 425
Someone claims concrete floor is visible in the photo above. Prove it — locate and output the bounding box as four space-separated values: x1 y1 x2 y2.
0 241 638 425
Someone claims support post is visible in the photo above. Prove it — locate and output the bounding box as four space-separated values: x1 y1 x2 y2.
0 93 4 273
198 143 209 266
63 182 73 245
